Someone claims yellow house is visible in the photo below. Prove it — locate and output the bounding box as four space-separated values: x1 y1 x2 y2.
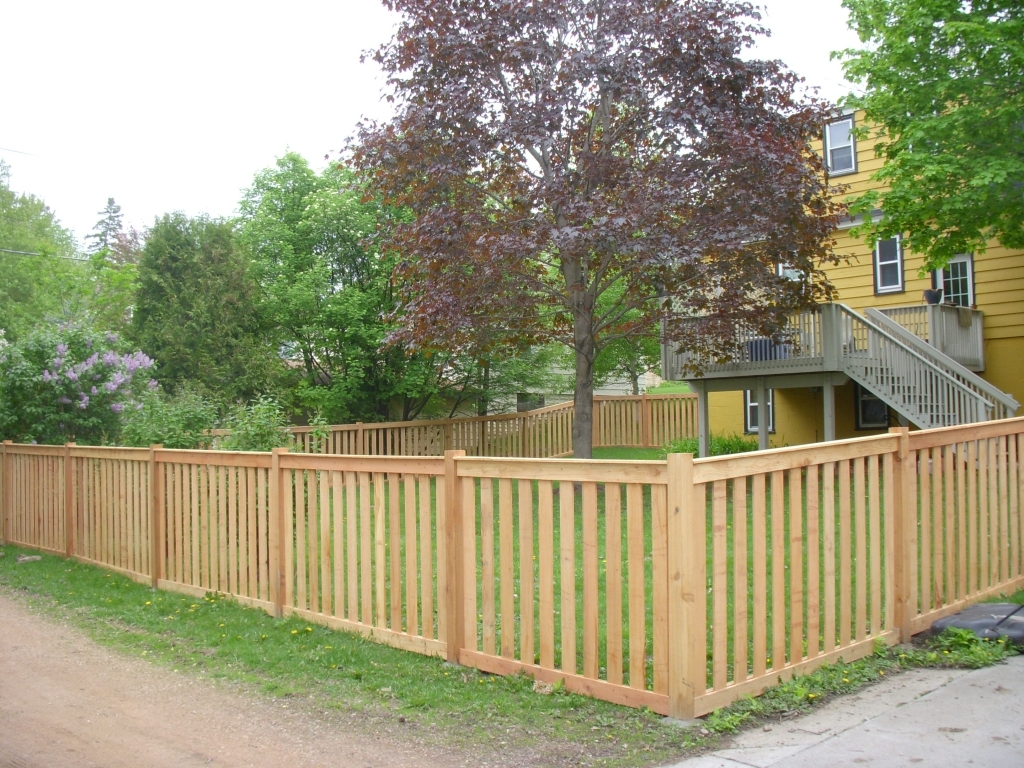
662 110 1022 454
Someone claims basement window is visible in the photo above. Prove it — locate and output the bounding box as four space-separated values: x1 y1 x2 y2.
855 385 889 430
744 389 775 434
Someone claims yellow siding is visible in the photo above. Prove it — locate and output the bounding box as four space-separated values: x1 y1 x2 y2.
702 113 1023 449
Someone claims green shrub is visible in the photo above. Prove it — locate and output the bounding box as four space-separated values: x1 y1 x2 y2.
663 433 760 457
218 396 290 452
0 323 154 445
120 384 219 449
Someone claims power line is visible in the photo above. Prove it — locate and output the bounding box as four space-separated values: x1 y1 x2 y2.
0 247 89 261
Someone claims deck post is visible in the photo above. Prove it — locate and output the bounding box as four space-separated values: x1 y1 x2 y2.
695 383 710 458
823 380 836 442
756 379 769 451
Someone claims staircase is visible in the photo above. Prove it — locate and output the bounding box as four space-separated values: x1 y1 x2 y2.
832 304 1019 429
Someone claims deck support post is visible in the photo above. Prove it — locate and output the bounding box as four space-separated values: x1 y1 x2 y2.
756 379 769 451
695 383 710 458
823 380 836 442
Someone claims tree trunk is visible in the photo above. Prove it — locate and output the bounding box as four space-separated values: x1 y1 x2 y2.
477 359 490 417
630 368 641 396
572 317 596 459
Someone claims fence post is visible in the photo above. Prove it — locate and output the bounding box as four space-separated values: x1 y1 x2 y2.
444 449 467 663
889 427 915 642
269 447 287 618
149 445 163 588
356 422 364 455
667 452 702 720
2 440 11 545
64 443 76 558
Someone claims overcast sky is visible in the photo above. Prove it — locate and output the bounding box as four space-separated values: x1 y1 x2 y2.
1 1 863 244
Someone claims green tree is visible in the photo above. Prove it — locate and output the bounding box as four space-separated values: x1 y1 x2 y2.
131 213 278 401
85 197 124 255
0 161 83 340
839 0 1024 268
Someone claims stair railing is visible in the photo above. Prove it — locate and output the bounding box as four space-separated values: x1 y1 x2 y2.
864 308 1018 420
835 305 993 428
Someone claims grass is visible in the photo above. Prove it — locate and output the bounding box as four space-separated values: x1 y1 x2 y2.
645 381 691 394
0 544 698 767
1 545 1018 762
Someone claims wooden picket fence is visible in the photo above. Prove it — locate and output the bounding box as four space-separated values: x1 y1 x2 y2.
3 416 1024 719
247 393 699 457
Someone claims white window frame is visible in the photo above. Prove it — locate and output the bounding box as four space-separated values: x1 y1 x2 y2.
874 235 904 294
776 261 803 282
744 389 775 434
824 116 857 175
935 254 974 307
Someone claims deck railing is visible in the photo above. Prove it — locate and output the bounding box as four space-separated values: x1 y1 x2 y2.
5 417 1024 720
877 303 985 371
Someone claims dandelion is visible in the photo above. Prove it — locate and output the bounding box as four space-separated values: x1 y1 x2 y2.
145 601 151 606
291 629 298 635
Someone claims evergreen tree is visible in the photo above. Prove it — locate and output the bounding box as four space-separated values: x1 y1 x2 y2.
85 197 123 255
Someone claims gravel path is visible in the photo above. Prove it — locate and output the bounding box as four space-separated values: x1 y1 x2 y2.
0 591 464 768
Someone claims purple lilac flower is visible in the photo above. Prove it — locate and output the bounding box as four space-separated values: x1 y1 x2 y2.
85 339 92 348
58 396 72 405
106 332 119 344
110 402 124 413
52 357 63 369
91 386 98 395
102 351 118 366
67 370 79 382
105 371 127 392
78 395 89 409
42 370 53 382
56 342 68 356
147 379 159 391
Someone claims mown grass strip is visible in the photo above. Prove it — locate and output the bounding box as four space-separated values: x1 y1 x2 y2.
0 545 696 767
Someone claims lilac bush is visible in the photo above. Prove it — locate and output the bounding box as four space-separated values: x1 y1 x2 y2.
0 323 155 444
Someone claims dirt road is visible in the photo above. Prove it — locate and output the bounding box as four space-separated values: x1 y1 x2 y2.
0 591 463 768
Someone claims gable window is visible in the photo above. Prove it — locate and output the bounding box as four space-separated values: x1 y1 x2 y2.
744 389 775 434
874 236 904 294
855 385 889 429
935 254 974 307
824 116 856 174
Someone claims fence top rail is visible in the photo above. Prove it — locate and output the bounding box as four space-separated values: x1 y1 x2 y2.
906 416 1024 450
691 432 900 484
2 442 67 456
455 456 668 484
278 452 445 475
594 393 697 401
155 448 274 468
70 446 151 461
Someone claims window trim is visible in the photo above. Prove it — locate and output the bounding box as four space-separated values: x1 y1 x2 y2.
854 384 889 430
873 235 905 295
824 115 857 176
933 253 975 307
743 389 775 434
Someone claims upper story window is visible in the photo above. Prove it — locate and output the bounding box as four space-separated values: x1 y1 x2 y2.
825 116 856 175
874 235 904 294
935 254 974 307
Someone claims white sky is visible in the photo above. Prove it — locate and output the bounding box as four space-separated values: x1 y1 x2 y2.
1 0 862 244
